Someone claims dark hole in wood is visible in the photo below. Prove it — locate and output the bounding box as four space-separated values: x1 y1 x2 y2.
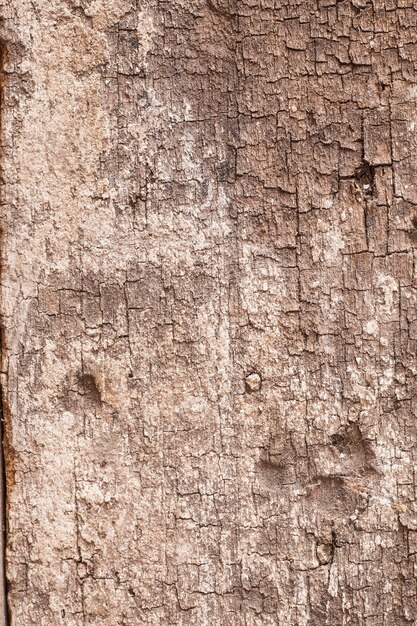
355 160 375 197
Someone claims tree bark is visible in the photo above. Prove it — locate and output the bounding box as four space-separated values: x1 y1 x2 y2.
1 0 417 624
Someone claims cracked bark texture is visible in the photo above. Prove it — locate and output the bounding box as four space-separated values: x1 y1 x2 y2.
1 0 417 624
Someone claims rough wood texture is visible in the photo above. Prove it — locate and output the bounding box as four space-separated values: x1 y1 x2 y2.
1 0 417 624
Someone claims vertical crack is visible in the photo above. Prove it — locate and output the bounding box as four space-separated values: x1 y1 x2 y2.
0 38 10 626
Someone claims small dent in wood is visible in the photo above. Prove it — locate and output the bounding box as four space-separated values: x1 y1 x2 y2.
77 373 101 404
245 371 262 393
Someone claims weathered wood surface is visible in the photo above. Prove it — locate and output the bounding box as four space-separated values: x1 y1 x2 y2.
1 0 417 624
